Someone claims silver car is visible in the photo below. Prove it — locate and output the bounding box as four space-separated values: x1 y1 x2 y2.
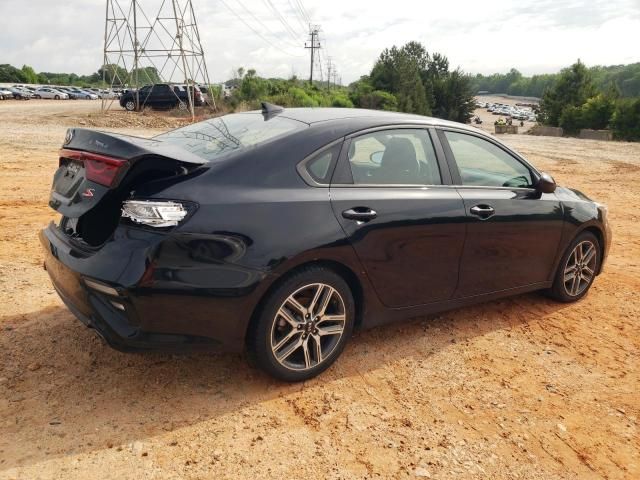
34 88 69 100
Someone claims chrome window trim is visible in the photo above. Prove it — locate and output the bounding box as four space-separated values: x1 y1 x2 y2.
296 138 345 187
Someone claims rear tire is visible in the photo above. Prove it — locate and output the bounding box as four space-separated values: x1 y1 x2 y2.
54 95 60 100
248 266 355 382
548 232 600 302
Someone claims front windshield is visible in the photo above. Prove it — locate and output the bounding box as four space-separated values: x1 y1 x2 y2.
154 112 305 162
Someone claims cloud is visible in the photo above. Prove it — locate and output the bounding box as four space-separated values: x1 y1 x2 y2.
0 0 638 83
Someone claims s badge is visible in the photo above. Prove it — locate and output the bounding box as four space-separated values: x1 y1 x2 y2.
63 129 74 146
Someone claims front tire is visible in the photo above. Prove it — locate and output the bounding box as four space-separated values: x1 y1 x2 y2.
548 231 600 302
54 95 60 100
124 100 136 111
248 266 355 381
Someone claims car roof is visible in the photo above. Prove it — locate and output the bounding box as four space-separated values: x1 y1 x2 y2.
240 107 477 133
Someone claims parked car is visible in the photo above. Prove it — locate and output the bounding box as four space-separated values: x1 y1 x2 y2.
56 87 80 100
69 88 98 100
197 85 213 106
16 85 37 93
40 106 611 381
33 87 69 100
101 89 120 99
8 87 33 100
85 88 103 98
0 88 12 100
119 83 203 111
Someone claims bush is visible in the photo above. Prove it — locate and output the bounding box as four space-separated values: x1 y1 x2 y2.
559 105 584 134
356 90 398 111
287 87 319 107
611 98 640 141
580 94 615 130
330 93 354 108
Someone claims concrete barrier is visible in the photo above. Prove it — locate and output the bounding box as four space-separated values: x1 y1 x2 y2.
529 125 563 137
579 129 613 141
495 125 518 134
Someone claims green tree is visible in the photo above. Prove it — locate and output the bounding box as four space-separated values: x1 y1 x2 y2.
130 66 161 85
539 60 596 126
370 42 431 115
98 64 129 86
20 65 38 84
0 64 27 83
239 68 270 101
580 94 616 130
611 98 640 141
431 68 476 123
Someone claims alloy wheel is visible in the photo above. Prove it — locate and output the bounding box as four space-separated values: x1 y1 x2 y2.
270 283 346 371
563 240 597 296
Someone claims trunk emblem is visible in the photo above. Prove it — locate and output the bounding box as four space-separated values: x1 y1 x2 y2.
82 188 95 198
64 129 74 146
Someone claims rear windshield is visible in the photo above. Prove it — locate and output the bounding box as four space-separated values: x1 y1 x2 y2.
154 112 305 162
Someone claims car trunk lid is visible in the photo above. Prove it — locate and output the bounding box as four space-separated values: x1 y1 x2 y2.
49 128 206 219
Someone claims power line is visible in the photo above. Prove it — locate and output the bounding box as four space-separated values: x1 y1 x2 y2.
294 0 312 24
263 0 302 42
219 0 303 57
287 0 308 34
236 0 300 49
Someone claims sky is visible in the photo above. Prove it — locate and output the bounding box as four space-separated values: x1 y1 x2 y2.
0 0 638 84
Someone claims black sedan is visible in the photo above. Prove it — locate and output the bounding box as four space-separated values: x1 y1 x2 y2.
41 105 611 381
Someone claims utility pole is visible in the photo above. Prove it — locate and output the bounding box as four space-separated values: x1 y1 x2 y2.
326 57 333 91
304 25 321 85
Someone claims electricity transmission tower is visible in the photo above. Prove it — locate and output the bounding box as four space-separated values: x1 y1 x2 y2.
326 57 333 90
102 0 215 116
304 25 321 85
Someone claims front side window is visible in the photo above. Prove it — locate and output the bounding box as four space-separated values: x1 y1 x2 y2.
444 131 533 188
347 129 441 185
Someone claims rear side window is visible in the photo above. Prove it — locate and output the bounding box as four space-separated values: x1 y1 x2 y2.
300 143 342 185
155 113 306 162
346 129 441 185
444 131 533 188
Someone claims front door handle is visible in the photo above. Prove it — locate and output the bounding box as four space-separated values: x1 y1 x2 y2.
342 207 377 222
470 204 495 219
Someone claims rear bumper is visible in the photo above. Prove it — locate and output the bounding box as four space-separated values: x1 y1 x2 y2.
40 223 270 352
41 227 222 352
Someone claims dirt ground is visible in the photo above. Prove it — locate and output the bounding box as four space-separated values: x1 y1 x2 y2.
0 100 638 479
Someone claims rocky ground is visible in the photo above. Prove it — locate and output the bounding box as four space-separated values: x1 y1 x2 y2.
0 100 638 479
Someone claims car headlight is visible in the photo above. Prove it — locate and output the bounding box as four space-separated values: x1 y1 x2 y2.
121 200 191 227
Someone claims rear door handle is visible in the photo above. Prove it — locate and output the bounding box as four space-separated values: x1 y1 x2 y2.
342 207 377 222
470 204 495 219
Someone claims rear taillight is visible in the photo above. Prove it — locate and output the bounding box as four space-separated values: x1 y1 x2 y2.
121 200 190 227
59 149 129 187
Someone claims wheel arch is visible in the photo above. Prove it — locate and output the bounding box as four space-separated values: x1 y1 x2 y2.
580 225 605 274
244 259 365 348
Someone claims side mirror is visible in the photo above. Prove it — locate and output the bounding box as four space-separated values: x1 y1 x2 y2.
370 151 384 165
536 172 556 194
